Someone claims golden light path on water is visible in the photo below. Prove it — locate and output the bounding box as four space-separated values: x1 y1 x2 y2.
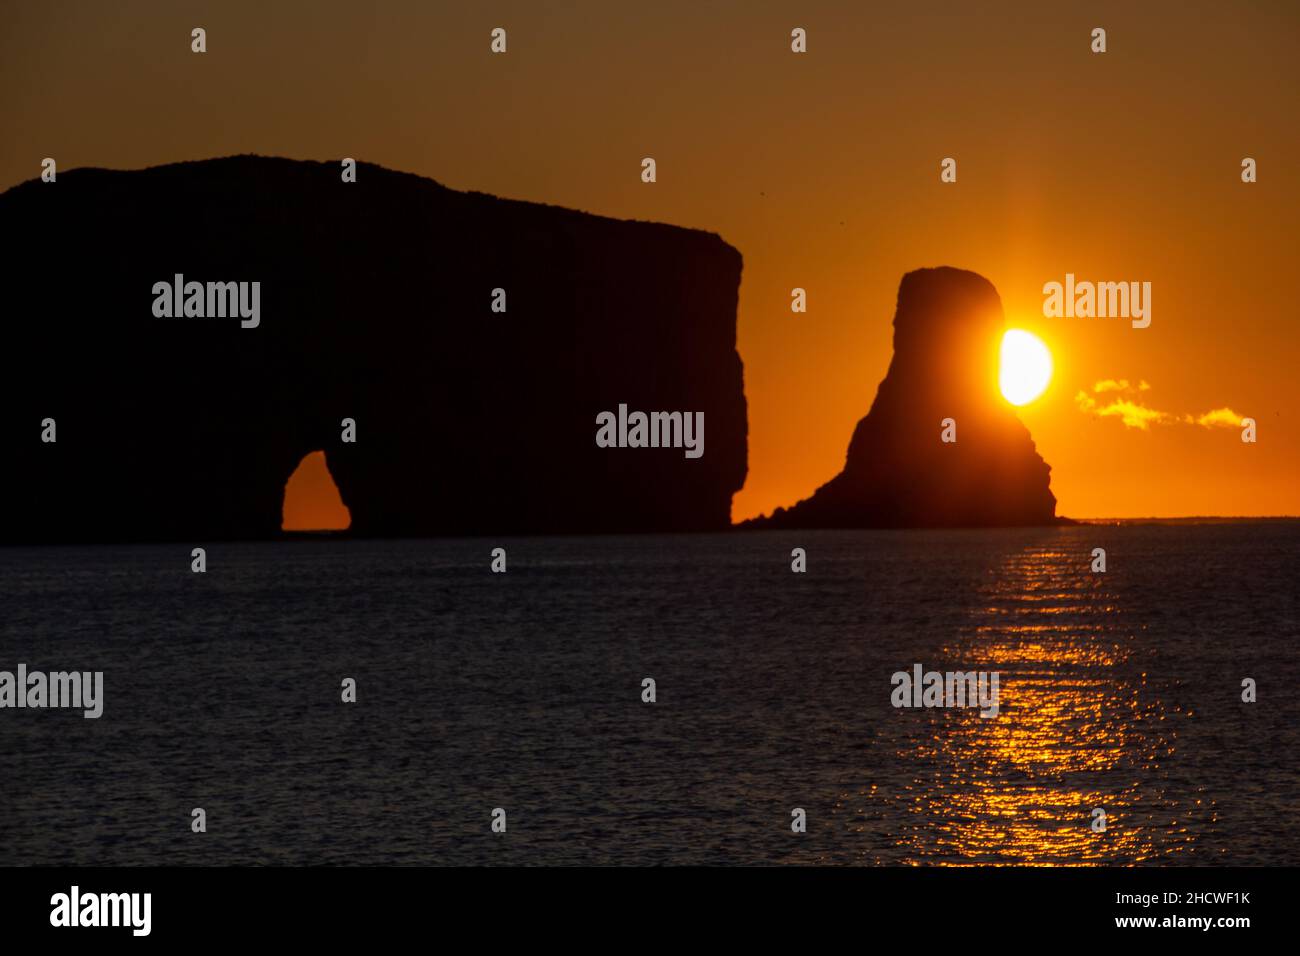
843 539 1214 865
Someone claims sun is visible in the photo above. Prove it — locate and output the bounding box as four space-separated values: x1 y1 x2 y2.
999 329 1053 406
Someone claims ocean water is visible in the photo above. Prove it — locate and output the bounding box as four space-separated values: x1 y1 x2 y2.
1 523 1296 866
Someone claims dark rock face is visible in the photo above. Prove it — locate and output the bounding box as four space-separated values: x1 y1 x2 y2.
1 156 747 542
745 267 1058 528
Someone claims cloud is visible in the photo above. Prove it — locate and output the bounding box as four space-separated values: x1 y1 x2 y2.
1075 391 1170 429
1092 379 1132 393
1193 407 1245 428
1076 381 1245 431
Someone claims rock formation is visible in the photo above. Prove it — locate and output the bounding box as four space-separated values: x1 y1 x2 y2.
744 267 1059 528
0 156 747 542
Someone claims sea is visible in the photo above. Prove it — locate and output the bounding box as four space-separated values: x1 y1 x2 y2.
1 522 1296 865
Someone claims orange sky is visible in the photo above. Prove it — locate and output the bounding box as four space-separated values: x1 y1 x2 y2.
282 452 350 531
4 1 1295 524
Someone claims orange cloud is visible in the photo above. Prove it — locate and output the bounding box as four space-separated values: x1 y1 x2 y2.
1076 381 1244 431
1193 407 1245 428
1093 379 1132 393
1091 378 1152 394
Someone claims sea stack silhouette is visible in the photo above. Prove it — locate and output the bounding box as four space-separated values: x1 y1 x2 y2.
745 267 1059 528
0 156 747 542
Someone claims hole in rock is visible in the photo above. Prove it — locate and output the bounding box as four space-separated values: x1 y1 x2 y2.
281 451 351 532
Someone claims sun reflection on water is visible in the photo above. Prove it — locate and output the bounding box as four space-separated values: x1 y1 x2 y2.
845 540 1211 865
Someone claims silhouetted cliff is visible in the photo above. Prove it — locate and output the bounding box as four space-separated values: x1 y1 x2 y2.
744 267 1059 528
0 156 747 542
